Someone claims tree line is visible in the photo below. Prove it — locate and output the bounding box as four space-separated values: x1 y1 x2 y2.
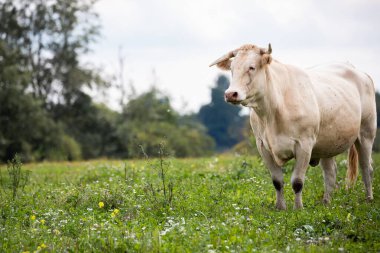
0 0 247 162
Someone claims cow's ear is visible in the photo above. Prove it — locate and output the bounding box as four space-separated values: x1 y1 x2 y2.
260 54 272 67
216 59 232 70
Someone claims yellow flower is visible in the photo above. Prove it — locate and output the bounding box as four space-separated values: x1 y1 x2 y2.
111 208 120 218
40 243 47 249
98 201 105 208
30 215 36 221
22 251 30 253
37 246 41 250
40 219 45 225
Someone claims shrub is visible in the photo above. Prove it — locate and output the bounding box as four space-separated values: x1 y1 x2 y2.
45 135 82 161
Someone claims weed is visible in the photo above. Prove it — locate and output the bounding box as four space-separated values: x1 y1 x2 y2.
5 154 30 200
142 143 174 209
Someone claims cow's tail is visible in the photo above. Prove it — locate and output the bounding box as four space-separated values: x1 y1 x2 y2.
346 145 359 188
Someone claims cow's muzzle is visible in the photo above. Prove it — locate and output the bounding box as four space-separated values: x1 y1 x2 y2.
224 91 241 104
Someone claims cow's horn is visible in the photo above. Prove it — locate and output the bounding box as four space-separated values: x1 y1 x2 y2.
267 43 272 54
209 49 238 67
260 43 272 55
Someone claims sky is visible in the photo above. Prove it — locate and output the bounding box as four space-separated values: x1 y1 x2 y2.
84 0 380 113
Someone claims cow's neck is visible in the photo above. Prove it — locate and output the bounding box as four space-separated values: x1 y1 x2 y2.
249 62 284 122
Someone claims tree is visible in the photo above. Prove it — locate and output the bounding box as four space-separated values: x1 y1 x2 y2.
375 92 380 128
0 0 217 161
118 89 215 158
0 0 103 161
0 0 102 104
372 92 380 152
198 75 247 151
50 92 120 159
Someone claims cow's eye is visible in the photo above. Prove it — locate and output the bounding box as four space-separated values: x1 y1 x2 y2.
249 66 255 71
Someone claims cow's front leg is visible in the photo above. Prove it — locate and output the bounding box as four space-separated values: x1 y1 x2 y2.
291 143 312 209
272 169 286 210
258 141 286 210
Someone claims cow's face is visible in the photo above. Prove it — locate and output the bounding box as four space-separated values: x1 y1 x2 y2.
210 44 272 106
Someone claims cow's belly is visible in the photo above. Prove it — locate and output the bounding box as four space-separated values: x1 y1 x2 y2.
308 68 362 158
311 117 360 158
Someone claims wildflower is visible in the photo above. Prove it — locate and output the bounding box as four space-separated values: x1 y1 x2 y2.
40 219 45 225
40 243 47 249
98 202 105 208
111 209 120 218
30 215 36 221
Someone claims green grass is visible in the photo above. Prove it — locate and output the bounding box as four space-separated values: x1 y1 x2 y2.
0 154 379 252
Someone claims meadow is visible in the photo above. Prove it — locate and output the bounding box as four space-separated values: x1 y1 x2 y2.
0 154 379 252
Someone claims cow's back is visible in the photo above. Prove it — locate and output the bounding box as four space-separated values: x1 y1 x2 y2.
306 63 376 158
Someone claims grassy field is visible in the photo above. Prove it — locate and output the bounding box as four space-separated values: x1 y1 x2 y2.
0 154 379 252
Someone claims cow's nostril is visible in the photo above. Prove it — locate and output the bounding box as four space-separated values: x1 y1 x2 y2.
225 91 239 101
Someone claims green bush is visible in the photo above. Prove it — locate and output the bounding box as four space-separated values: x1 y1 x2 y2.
118 89 215 158
45 135 82 161
232 137 259 156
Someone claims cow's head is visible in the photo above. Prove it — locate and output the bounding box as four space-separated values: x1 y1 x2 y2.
210 44 272 105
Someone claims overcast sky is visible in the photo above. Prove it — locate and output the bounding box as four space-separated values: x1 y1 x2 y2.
84 0 380 113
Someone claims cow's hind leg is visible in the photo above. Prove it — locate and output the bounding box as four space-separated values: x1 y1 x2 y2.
258 140 286 210
320 157 337 204
355 137 375 201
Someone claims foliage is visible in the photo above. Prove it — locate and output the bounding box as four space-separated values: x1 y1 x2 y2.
0 0 215 161
118 89 215 158
144 144 174 209
0 155 379 252
0 0 111 161
0 86 68 162
0 0 103 104
231 118 260 156
51 92 120 159
3 154 30 200
46 135 83 161
198 75 248 151
376 92 380 128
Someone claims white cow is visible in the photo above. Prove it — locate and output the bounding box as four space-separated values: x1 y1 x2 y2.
210 44 376 209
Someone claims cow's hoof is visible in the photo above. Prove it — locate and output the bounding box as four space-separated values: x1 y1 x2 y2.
366 196 374 202
276 203 287 210
294 202 303 209
322 198 331 205
323 193 331 205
